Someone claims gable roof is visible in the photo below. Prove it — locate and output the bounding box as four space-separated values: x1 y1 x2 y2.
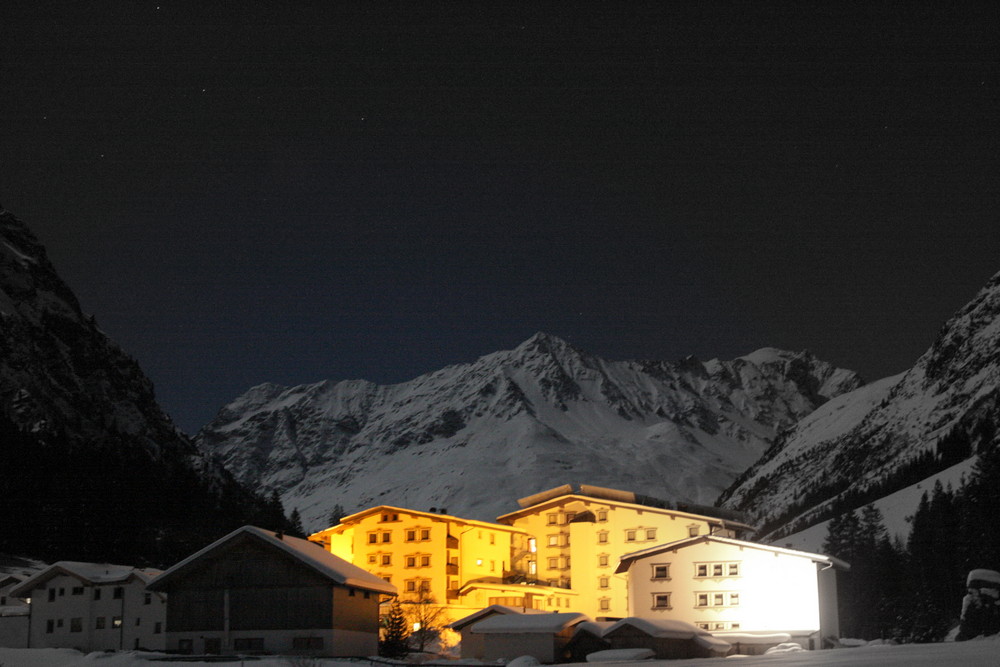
312 505 527 537
471 612 590 634
615 534 849 574
10 561 160 597
604 618 731 651
147 526 396 595
447 604 549 631
496 484 755 532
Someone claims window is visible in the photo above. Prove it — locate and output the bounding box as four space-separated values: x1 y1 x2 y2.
368 533 378 544
368 554 377 564
406 581 416 592
597 510 608 522
696 561 740 578
421 555 430 567
490 560 495 572
548 557 559 570
57 619 63 627
71 587 84 596
93 588 101 601
697 564 707 577
380 513 398 522
599 598 611 611
547 535 559 546
714 593 725 606
598 576 610 589
645 528 656 541
96 617 106 630
154 622 162 634
728 563 740 576
652 593 671 609
419 580 430 592
421 529 430 541
598 554 609 567
528 538 537 553
489 533 495 545
144 593 151 605
233 638 265 652
136 617 142 626
652 564 670 580
730 592 740 606
565 512 576 522
113 587 124 599
597 531 609 544
528 560 537 575
406 556 416 568
381 531 391 543
293 637 324 650
688 525 699 537
406 530 416 542
112 617 122 628
697 593 709 607
713 564 723 577
48 589 56 602
625 529 636 542
46 620 54 634
382 554 392 566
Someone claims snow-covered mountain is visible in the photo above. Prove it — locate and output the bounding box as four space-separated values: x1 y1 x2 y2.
0 206 278 565
720 269 1000 540
196 334 862 528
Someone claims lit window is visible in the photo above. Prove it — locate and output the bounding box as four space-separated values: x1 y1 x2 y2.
652 593 671 609
528 538 537 553
112 617 122 628
652 564 669 580
528 560 537 575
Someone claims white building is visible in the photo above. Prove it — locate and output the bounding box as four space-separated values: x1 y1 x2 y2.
1 574 30 648
10 561 165 651
616 535 847 649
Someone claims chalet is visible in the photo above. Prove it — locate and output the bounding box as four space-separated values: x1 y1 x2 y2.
9 561 165 652
147 526 396 656
615 535 848 648
0 574 30 648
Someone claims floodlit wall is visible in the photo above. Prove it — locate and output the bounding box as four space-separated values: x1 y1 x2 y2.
626 540 826 636
499 494 730 619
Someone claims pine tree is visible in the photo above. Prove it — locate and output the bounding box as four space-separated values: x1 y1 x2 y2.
329 503 346 527
380 598 409 657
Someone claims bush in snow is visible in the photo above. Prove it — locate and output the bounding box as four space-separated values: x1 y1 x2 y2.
957 569 1000 641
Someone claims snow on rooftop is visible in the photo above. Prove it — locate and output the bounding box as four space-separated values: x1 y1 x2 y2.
967 569 1000 587
10 561 159 597
149 526 396 595
448 604 549 630
605 617 714 641
471 612 590 634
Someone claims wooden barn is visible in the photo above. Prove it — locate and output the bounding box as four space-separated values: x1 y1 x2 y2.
602 617 730 659
447 604 550 659
470 612 590 663
147 525 396 657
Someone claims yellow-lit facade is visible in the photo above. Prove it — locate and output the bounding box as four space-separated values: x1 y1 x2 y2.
309 506 575 623
495 485 753 620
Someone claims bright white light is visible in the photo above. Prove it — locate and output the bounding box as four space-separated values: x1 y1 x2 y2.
412 622 421 632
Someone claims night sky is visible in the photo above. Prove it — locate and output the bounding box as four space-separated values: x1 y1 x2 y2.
3 4 998 434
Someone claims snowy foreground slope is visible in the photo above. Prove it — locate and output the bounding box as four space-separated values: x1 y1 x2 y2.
4 640 1000 666
196 333 860 527
721 269 1000 538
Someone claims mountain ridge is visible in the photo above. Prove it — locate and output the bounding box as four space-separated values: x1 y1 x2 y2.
197 331 863 528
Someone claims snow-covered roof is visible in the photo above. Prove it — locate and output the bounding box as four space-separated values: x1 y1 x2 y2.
448 604 549 631
967 569 1000 587
615 534 849 573
604 618 731 651
10 561 161 597
470 612 590 634
147 526 396 595
572 620 616 637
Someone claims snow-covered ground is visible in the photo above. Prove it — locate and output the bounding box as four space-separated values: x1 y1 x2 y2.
3 639 1000 667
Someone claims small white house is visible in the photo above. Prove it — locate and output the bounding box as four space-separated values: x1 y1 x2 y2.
470 611 590 663
616 535 848 649
10 561 165 652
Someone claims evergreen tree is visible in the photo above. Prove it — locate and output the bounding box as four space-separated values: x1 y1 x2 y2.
380 598 409 658
329 503 346 527
289 507 305 537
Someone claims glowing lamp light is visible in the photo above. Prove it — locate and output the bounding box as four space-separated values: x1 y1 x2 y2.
413 622 421 632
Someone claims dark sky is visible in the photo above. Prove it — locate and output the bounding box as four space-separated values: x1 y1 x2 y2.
3 3 998 434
